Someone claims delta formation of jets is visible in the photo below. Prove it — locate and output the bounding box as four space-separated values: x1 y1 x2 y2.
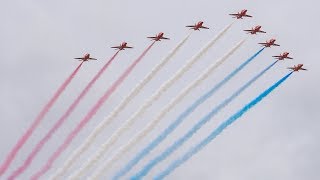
75 9 306 72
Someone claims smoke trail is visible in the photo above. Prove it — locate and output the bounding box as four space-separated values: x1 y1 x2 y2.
154 72 293 180
91 39 245 179
7 51 120 180
70 23 233 179
114 47 265 180
133 61 278 179
0 62 83 176
52 33 191 180
31 42 155 180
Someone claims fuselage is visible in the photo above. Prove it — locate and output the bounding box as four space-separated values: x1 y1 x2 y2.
240 9 248 15
83 53 90 61
155 32 164 41
119 42 128 50
294 64 304 71
280 52 290 59
253 26 262 33
237 9 248 18
194 21 204 30
265 39 276 47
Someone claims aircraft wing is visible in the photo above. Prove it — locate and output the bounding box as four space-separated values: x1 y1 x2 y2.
161 37 170 40
244 15 252 17
201 26 209 29
126 46 133 48
243 29 253 32
88 58 97 60
186 25 195 28
111 46 120 49
258 42 268 45
229 13 238 16
300 68 307 70
273 44 280 46
273 55 293 60
74 58 83 60
258 30 266 33
147 36 156 39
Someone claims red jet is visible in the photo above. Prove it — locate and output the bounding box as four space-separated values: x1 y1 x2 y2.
186 21 209 30
288 64 307 72
147 32 169 41
74 53 97 61
259 38 280 47
229 9 252 19
273 52 293 60
111 42 133 50
244 25 266 34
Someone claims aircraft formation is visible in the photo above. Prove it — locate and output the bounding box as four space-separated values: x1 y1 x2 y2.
0 9 307 180
78 9 305 73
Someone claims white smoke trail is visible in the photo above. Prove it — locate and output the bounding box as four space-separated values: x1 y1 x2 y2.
51 33 191 180
90 39 245 179
69 22 233 180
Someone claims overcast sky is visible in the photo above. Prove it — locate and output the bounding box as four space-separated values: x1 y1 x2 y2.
1 0 319 179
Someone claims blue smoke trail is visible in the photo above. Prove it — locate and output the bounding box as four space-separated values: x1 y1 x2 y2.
154 72 293 180
114 48 265 180
132 60 278 179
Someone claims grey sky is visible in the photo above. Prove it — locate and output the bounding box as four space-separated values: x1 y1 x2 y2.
1 0 319 179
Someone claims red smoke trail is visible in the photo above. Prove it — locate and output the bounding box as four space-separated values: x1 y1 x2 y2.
8 51 120 179
0 62 83 176
31 42 155 180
